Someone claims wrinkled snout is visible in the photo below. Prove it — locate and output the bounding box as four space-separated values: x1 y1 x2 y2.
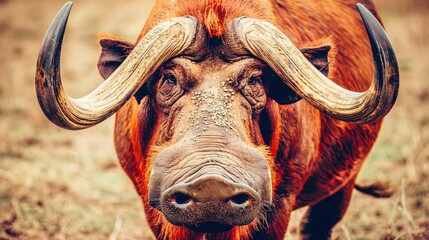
148 136 273 232
159 176 261 232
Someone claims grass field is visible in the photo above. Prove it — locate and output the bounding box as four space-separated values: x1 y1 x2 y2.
0 0 428 239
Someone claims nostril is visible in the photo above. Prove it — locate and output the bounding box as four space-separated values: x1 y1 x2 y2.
171 192 193 205
230 193 251 206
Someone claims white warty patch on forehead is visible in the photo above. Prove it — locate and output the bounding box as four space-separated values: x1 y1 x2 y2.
179 82 240 140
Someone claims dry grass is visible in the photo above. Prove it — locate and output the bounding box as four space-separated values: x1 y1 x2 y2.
0 0 427 239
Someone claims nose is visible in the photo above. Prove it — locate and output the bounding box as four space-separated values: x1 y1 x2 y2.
159 176 261 228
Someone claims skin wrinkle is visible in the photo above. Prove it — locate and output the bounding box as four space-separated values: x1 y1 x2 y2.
164 60 198 90
157 79 185 109
183 165 257 186
149 143 269 186
159 105 183 141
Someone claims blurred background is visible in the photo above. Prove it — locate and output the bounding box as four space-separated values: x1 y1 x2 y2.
0 0 427 239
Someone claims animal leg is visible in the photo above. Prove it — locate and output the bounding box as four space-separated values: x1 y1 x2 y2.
299 176 356 240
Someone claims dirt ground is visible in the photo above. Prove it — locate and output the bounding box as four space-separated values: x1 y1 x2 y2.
0 0 428 239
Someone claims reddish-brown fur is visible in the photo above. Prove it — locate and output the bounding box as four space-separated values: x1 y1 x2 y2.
110 0 384 239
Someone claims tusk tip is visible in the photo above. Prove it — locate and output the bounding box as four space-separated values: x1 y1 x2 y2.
61 1 73 14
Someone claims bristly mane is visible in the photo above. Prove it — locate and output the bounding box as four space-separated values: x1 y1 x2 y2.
138 0 274 40
175 0 273 37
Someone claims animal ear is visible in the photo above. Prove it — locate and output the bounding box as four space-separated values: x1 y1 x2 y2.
267 44 332 105
97 33 148 103
300 45 331 77
97 33 134 79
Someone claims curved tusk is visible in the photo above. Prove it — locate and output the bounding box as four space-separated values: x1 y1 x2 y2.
229 4 399 124
35 1 197 130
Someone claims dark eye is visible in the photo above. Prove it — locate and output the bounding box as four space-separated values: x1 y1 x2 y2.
164 75 177 85
248 77 260 86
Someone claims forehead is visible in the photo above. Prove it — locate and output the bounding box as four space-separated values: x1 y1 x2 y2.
170 55 264 77
172 33 266 70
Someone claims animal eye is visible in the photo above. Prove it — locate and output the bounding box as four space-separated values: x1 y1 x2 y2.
164 75 177 85
248 77 260 85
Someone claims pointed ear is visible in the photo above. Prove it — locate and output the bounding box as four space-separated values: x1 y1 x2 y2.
97 33 148 103
300 45 331 77
97 33 134 80
267 44 333 105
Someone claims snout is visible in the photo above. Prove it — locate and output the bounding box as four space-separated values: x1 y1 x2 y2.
159 176 261 231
